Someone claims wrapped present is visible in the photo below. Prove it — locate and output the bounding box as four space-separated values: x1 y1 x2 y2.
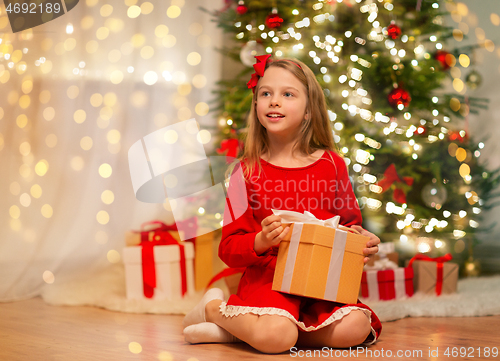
125 219 224 291
364 257 398 271
360 267 414 301
271 210 368 304
124 219 198 246
125 223 184 246
366 242 399 267
409 253 458 295
193 228 225 290
366 252 399 267
122 233 195 300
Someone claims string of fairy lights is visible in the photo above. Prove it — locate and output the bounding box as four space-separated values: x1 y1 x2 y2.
222 0 498 258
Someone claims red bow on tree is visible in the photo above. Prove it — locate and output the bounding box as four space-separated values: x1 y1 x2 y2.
377 164 414 204
247 54 272 92
217 138 242 159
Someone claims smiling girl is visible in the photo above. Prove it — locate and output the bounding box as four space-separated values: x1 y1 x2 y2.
183 56 382 354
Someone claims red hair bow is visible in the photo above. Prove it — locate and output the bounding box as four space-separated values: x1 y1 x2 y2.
247 54 272 93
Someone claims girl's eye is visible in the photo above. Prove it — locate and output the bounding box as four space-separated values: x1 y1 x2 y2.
284 92 293 97
261 91 270 97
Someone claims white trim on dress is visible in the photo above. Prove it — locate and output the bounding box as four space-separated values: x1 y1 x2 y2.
219 302 377 345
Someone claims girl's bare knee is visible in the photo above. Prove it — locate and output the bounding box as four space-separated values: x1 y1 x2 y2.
340 310 372 346
252 317 298 354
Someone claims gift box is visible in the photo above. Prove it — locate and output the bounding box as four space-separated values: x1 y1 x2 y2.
366 252 399 267
410 254 458 295
123 242 195 300
192 228 225 290
360 267 414 301
125 229 184 246
271 210 368 304
366 242 399 267
125 220 185 246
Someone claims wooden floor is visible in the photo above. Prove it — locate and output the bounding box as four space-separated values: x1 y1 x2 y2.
1 297 499 361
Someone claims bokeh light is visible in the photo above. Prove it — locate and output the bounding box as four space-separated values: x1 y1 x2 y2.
99 163 113 178
9 205 21 219
41 204 53 218
128 342 142 354
187 52 201 65
43 270 55 284
46 134 58 148
67 85 80 99
107 250 121 263
195 102 209 116
97 210 110 225
158 351 173 361
80 136 93 150
71 156 85 171
167 6 181 18
90 93 103 107
31 184 42 198
127 5 141 18
16 114 28 128
74 109 87 124
35 160 49 176
155 25 169 37
101 190 115 204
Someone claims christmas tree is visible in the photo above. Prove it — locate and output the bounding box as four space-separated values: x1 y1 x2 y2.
208 0 500 272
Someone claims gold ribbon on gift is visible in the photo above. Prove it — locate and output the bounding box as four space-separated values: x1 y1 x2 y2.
271 209 366 304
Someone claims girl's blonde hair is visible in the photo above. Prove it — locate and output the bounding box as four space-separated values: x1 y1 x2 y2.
237 58 336 180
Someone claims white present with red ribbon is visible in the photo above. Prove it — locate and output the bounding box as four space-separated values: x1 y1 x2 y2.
360 267 414 301
123 236 195 300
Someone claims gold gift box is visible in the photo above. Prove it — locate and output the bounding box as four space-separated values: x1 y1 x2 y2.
193 228 225 290
412 260 458 295
272 223 367 304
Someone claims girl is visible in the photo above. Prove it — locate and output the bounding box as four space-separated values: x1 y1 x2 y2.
183 55 382 354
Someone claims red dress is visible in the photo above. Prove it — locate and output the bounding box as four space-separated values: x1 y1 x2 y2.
219 150 382 344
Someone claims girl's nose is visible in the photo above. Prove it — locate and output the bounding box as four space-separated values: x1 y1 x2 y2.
270 95 280 107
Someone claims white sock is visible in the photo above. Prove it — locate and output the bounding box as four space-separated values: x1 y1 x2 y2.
184 322 240 344
182 288 224 328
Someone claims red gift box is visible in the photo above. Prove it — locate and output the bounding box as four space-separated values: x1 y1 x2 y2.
360 267 414 301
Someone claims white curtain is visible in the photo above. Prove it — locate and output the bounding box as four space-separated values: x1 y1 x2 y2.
0 0 223 301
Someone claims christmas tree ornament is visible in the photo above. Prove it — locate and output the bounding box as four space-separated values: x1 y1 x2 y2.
217 138 242 158
448 130 468 143
465 70 482 90
265 8 283 29
387 87 411 108
464 256 481 277
377 164 414 204
434 50 452 70
240 40 265 67
414 125 427 136
421 181 447 209
386 22 402 40
236 1 248 15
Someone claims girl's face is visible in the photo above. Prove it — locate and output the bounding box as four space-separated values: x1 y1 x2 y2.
255 66 308 141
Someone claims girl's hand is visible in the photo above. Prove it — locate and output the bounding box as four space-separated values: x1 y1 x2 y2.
254 215 290 255
351 225 380 264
